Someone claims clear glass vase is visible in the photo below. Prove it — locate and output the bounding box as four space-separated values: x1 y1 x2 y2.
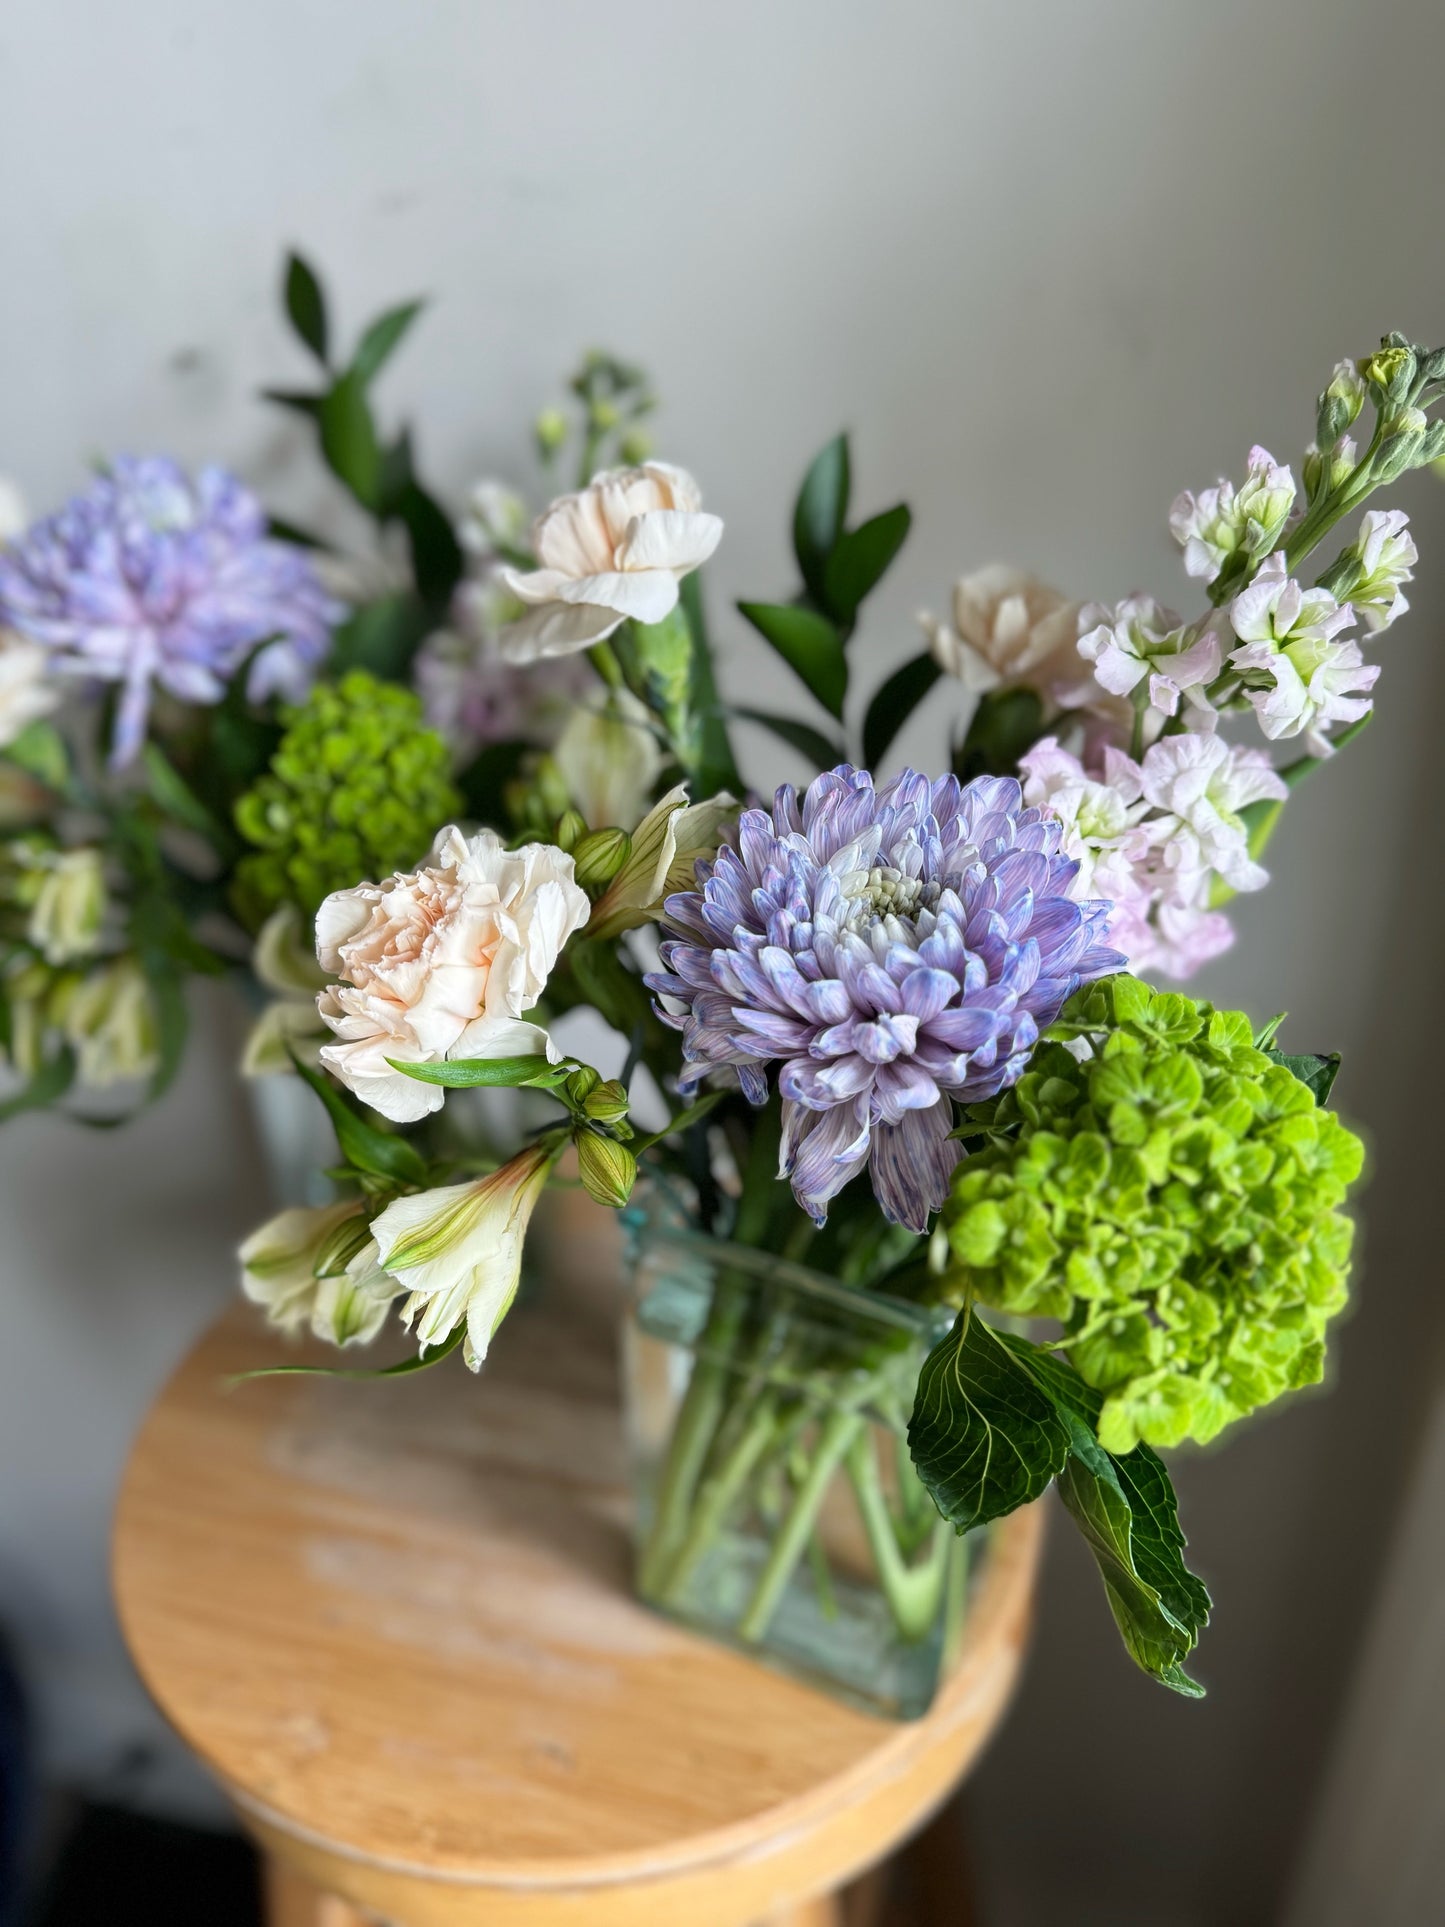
622 1208 977 1719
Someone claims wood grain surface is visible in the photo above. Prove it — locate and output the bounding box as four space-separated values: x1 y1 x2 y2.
113 1216 1041 1926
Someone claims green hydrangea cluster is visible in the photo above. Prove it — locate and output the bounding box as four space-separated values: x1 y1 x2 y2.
233 672 461 927
939 975 1365 1454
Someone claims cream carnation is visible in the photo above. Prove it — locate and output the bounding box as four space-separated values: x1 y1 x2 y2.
921 565 1083 696
498 462 722 663
315 827 590 1123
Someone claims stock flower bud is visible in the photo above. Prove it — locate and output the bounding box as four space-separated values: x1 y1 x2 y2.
1374 407 1428 482
571 826 632 891
576 1129 637 1208
534 408 567 458
1359 344 1415 401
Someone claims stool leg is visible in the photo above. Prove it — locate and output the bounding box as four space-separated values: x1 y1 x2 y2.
758 1895 843 1927
263 1854 376 1927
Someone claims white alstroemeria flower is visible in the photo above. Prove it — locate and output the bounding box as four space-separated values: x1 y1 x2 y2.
588 784 738 939
1169 446 1296 585
1018 737 1152 901
372 1143 553 1369
1346 508 1416 633
1137 732 1287 893
26 846 106 965
498 463 722 663
1228 554 1377 754
921 565 1083 694
1076 596 1221 718
61 958 159 1088
240 1201 396 1346
555 688 663 831
0 632 59 749
316 827 590 1124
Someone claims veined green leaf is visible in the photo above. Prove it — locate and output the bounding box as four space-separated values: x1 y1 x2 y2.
731 706 844 771
284 252 329 364
290 1052 428 1186
351 298 425 386
793 434 850 601
1264 1048 1342 1107
736 602 847 718
824 504 911 622
908 1307 1073 1532
862 652 942 771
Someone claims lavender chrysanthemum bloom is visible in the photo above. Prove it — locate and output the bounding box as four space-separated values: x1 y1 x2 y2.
0 457 343 766
648 766 1122 1232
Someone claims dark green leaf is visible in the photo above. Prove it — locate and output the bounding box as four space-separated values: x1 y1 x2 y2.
284 252 329 364
4 720 69 791
144 966 191 1105
908 1308 1073 1533
329 593 433 682
229 1322 463 1385
290 1052 428 1186
679 570 742 796
824 504 911 621
731 706 845 771
953 687 1046 783
386 1050 566 1089
0 1045 75 1123
1264 1049 1342 1107
267 515 327 550
395 481 464 608
566 938 671 1057
317 370 383 512
862 652 942 771
376 428 417 518
456 738 531 827
351 299 425 386
140 743 234 856
262 388 323 420
736 602 847 718
793 434 850 601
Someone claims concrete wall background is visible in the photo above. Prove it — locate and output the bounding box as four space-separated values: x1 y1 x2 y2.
2 2 1442 1918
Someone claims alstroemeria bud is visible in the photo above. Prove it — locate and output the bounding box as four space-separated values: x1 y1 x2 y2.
26 847 106 965
554 808 586 852
572 826 632 891
240 1201 396 1347
62 957 159 1088
576 1129 637 1208
582 1078 630 1123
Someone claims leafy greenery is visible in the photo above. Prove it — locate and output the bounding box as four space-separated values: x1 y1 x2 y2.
938 975 1365 1453
232 671 460 927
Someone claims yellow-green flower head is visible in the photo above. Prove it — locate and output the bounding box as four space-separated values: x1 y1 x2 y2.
937 975 1364 1454
233 671 461 928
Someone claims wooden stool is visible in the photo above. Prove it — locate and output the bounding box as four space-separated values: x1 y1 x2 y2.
113 1267 1041 1927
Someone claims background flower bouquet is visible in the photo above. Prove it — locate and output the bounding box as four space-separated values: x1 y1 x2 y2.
0 254 1433 1713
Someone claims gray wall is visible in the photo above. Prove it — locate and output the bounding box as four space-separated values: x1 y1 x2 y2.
2 1 1442 1917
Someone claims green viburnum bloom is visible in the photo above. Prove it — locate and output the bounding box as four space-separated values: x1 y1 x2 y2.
938 975 1364 1454
233 672 461 928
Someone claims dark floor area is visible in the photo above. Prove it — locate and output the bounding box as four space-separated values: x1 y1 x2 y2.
25 1805 260 1927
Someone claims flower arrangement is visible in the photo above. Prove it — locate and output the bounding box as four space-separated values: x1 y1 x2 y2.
1 251 1433 1705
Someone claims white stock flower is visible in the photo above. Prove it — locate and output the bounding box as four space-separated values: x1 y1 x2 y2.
62 957 159 1088
26 846 106 965
1018 737 1151 901
0 632 59 748
315 827 590 1124
372 1144 553 1370
554 688 663 830
587 784 738 938
1137 732 1287 893
921 565 1083 696
460 480 530 559
1169 446 1296 585
1076 596 1221 718
1228 554 1377 754
498 463 722 662
240 1201 396 1347
1347 508 1416 633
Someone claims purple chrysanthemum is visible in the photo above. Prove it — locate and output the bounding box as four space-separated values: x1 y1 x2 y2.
648 766 1123 1232
0 457 343 766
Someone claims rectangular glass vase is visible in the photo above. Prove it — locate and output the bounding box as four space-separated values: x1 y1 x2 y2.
622 1216 977 1720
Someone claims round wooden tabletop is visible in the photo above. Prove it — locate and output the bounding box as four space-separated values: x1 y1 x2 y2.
113 1229 1042 1927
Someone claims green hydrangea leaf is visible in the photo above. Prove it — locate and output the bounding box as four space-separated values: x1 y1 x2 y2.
907 1308 1073 1534
1263 1048 1342 1108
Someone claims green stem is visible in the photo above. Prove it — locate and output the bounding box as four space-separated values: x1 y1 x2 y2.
658 1391 786 1598
589 639 625 692
844 1431 953 1642
738 1407 863 1644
